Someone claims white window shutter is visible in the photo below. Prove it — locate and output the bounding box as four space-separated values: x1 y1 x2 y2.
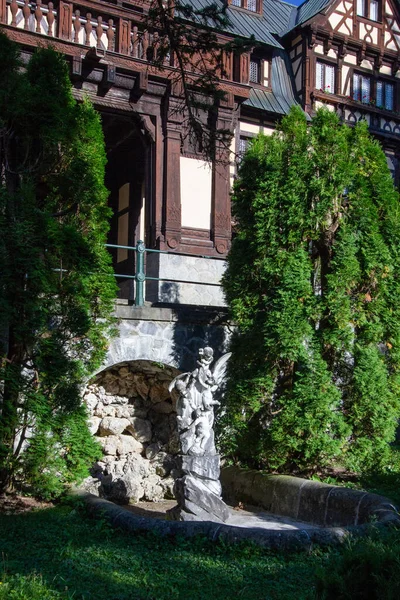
353 73 361 101
385 83 394 110
361 76 370 103
357 0 365 16
316 62 323 90
370 0 378 20
376 81 383 107
325 65 335 93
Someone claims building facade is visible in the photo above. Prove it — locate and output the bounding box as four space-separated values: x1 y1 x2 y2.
1 0 400 306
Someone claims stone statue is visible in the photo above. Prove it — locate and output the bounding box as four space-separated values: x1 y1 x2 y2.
169 346 231 457
167 347 231 523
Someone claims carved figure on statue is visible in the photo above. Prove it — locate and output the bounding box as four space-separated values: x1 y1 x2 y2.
169 346 231 456
167 346 232 523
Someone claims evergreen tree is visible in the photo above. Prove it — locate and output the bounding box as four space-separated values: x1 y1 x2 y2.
222 106 400 474
0 33 117 497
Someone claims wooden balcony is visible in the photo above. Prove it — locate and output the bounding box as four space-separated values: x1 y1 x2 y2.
0 0 252 98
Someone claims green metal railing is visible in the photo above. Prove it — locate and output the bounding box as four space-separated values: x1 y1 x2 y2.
105 241 223 307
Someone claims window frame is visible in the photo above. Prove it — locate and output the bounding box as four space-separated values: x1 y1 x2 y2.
356 0 381 22
316 60 336 94
376 79 395 111
230 0 262 14
352 72 372 104
249 58 261 84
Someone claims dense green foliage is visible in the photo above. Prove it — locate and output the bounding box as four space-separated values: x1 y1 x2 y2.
222 106 400 474
0 33 117 497
315 527 400 599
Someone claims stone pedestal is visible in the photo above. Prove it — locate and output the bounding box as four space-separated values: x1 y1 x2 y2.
168 455 230 523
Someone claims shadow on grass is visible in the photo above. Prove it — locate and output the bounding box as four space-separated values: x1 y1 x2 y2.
0 503 319 600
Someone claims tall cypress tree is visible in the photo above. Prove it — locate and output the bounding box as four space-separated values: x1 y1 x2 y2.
0 34 117 497
222 106 400 474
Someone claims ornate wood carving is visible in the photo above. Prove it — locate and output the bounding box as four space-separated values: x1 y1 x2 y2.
0 0 6 24
58 2 73 41
9 0 18 26
163 111 182 248
34 0 43 33
47 2 55 36
22 0 30 30
96 16 103 48
84 12 92 45
118 19 131 55
73 10 81 43
323 31 333 54
240 53 249 85
357 41 367 65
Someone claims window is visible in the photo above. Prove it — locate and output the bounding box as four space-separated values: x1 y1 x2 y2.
376 81 394 111
230 0 260 13
353 73 371 103
238 136 252 163
356 0 380 21
249 59 260 83
316 62 335 93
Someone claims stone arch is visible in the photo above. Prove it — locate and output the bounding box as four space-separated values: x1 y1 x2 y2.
100 321 179 376
94 310 232 379
82 358 182 505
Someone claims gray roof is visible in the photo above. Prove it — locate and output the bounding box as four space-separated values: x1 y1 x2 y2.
181 0 295 48
244 48 309 116
182 0 333 45
280 0 331 35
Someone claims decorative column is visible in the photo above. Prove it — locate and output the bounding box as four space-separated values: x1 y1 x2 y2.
163 95 182 250
58 1 73 40
211 103 234 255
0 0 6 24
118 18 131 55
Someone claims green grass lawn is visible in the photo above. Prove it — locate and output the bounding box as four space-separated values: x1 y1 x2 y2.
0 499 327 600
1 462 400 600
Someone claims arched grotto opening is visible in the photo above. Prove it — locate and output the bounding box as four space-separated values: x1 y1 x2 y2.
81 360 182 504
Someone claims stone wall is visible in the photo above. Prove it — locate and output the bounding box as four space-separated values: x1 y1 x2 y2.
103 305 231 375
146 253 226 306
81 360 182 504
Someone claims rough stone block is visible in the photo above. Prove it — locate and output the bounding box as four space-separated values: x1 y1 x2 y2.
87 416 101 435
84 393 98 411
126 417 152 443
98 435 119 456
116 434 143 456
99 417 131 437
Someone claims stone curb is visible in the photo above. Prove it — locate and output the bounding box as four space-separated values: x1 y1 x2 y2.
72 489 400 552
220 467 400 528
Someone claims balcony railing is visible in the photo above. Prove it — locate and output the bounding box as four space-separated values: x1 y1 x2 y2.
3 0 249 83
105 242 224 307
4 0 173 64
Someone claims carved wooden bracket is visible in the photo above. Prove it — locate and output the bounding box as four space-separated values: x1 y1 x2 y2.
357 42 366 65
323 32 333 54
338 37 348 59
308 26 317 49
374 50 384 70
